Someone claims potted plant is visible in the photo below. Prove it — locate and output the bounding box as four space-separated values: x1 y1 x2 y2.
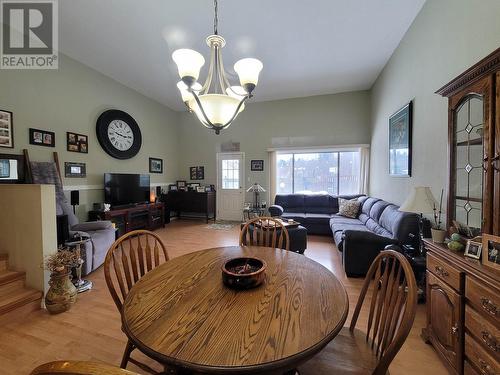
431 189 446 243
43 249 81 314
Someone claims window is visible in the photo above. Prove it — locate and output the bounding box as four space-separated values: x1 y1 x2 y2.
221 159 240 189
276 151 361 195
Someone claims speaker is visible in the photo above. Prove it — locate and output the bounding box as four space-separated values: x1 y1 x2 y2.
70 190 80 206
56 214 70 246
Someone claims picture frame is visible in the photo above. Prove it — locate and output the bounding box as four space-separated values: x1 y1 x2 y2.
196 186 205 193
464 239 482 260
389 101 412 177
482 234 500 270
67 132 88 153
251 160 264 171
0 110 14 148
64 162 86 178
168 184 177 191
176 180 187 190
29 128 55 147
149 157 163 173
190 166 205 180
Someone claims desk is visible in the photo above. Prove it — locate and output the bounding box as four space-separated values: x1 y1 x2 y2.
122 245 348 374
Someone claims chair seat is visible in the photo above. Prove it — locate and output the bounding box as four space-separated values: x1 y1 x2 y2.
298 327 385 375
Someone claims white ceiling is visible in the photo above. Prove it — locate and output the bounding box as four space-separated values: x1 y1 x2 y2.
59 0 425 111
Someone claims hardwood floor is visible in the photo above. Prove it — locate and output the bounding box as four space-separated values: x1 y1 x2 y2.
0 220 447 374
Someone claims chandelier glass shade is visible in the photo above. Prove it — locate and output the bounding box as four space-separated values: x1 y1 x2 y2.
172 0 263 134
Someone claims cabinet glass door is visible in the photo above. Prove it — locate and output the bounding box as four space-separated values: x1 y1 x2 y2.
453 94 484 231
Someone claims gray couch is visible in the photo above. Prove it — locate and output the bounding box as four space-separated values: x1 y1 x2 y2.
269 194 419 276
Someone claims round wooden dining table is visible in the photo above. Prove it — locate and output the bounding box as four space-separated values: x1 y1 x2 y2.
122 246 349 374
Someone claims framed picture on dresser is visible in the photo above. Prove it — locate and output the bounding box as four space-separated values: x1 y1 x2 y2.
482 234 500 270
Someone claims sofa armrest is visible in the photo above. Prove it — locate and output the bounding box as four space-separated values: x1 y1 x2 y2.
72 220 113 232
268 205 284 217
342 230 398 277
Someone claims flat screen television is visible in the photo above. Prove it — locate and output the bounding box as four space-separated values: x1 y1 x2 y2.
104 173 150 207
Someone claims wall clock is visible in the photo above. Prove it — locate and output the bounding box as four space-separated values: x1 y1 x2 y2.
96 110 142 159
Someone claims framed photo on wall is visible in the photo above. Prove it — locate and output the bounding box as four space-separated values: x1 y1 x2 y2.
389 101 412 177
149 157 163 173
190 166 205 180
251 160 264 171
29 128 55 147
64 162 86 178
67 132 88 153
0 110 14 148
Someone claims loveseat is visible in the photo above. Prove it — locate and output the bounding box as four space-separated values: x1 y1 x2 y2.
269 194 419 276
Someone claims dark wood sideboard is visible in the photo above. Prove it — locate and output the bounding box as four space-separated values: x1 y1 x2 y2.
88 202 165 237
162 190 216 223
422 239 500 375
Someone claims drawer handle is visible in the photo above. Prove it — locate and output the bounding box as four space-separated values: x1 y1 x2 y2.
480 298 499 316
478 359 494 375
434 265 449 277
481 330 499 352
451 325 459 335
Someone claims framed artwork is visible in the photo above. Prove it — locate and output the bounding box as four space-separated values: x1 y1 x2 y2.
176 180 187 190
67 132 88 153
389 101 412 177
196 186 206 193
29 128 55 147
190 166 205 180
168 184 177 191
482 234 500 270
149 157 163 173
0 110 14 148
64 162 86 178
251 160 264 171
464 239 482 260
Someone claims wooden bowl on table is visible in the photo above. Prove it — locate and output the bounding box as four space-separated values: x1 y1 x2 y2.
222 257 267 289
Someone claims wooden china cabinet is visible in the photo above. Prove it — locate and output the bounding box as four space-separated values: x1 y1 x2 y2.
422 48 500 375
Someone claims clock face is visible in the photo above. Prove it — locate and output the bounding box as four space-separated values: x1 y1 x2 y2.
96 110 142 159
107 120 134 151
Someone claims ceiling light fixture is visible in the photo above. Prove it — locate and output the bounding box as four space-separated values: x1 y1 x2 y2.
172 0 263 135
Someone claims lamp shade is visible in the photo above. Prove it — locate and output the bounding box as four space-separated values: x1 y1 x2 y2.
247 183 266 193
188 94 243 127
172 49 205 81
399 186 437 214
234 58 263 87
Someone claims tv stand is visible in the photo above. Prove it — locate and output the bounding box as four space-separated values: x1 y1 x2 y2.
88 202 164 237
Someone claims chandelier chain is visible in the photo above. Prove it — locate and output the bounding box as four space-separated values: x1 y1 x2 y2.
213 0 218 35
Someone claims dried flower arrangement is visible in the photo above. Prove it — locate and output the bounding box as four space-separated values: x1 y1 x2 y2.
433 189 444 230
43 248 81 273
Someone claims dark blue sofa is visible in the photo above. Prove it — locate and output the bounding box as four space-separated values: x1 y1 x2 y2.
269 194 419 276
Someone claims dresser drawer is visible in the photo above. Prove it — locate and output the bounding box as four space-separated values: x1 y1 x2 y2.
427 252 463 292
466 277 500 325
466 306 500 361
465 334 499 375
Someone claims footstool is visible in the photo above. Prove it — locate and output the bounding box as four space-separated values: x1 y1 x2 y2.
239 223 307 254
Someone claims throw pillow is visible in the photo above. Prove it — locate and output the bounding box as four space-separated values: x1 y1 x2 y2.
338 198 361 218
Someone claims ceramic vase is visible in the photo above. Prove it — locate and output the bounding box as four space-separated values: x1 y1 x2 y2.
431 228 447 244
45 270 77 314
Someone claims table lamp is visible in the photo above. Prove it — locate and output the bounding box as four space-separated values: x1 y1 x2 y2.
399 186 438 255
247 183 266 209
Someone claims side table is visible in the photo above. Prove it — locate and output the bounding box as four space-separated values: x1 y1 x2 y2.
65 238 93 293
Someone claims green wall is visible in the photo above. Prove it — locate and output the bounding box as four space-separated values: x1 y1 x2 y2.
369 0 500 205
0 54 180 219
177 91 371 202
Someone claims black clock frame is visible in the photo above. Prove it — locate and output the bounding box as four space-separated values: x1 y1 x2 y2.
96 109 142 159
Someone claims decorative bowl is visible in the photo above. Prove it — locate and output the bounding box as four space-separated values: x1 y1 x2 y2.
222 257 267 290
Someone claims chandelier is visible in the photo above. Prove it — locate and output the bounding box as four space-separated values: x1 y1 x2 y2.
172 0 263 135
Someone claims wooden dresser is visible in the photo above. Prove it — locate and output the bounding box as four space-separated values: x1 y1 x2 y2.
423 239 500 375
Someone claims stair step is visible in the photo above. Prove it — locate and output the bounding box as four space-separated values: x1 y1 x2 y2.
0 270 25 286
0 277 25 295
0 254 7 271
0 288 42 316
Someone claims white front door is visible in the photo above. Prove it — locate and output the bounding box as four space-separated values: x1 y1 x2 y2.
217 152 245 221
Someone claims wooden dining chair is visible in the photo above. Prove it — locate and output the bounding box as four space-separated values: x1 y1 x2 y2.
104 230 169 374
31 360 142 375
297 250 417 375
239 216 290 250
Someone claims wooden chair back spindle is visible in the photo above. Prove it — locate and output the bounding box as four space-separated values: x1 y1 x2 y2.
348 250 417 375
31 361 140 375
239 217 290 251
104 230 169 312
